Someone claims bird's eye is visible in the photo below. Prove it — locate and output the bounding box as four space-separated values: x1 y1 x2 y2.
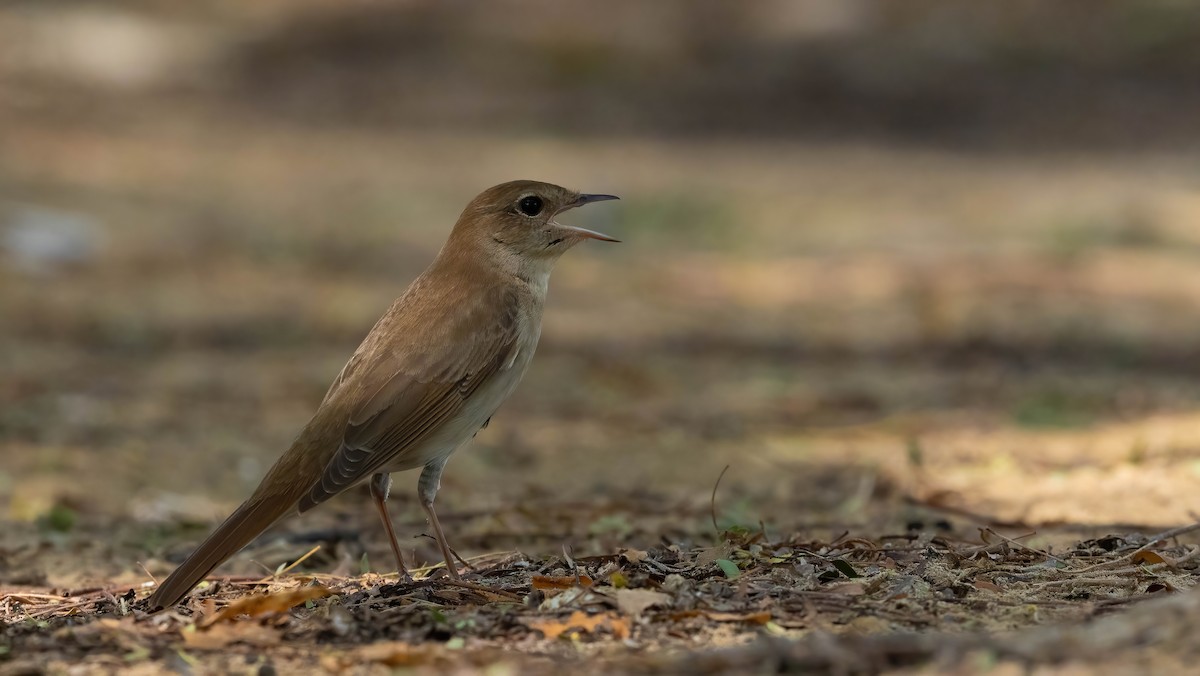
517 195 543 217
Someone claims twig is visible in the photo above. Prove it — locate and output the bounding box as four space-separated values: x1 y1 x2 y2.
137 561 158 586
377 577 523 602
711 464 731 534
1031 577 1142 590
1072 521 1200 574
435 579 523 601
415 533 479 574
1035 546 1200 587
981 528 1066 565
24 598 98 619
402 550 518 578
1127 520 1200 556
0 592 70 602
268 544 321 579
562 543 576 573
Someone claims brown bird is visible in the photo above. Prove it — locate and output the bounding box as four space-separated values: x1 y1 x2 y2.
147 180 618 610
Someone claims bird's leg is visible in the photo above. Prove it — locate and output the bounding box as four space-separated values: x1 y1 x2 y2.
418 458 461 580
369 472 410 581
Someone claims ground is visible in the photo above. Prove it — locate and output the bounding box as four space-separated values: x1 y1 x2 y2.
6 5 1200 671
5 117 1200 673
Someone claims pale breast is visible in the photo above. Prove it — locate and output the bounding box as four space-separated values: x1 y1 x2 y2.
380 323 541 474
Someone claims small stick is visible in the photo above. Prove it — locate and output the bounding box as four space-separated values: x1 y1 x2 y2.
981 528 1065 565
137 561 159 586
436 579 523 601
711 464 731 533
270 544 322 579
403 550 517 578
1127 520 1200 556
1072 521 1200 574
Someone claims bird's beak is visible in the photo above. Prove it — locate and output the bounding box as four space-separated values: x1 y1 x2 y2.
575 193 620 207
557 193 621 242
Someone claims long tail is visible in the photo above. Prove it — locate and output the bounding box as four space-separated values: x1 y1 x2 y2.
146 494 295 611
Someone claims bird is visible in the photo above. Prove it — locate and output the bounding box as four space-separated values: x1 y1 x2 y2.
146 180 619 611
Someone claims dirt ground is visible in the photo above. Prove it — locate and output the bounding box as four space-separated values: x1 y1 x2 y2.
6 113 1200 673
6 4 1200 673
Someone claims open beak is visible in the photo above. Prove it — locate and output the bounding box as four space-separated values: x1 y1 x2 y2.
557 193 621 242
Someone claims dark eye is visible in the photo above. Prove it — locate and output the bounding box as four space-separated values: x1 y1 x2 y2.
517 195 543 216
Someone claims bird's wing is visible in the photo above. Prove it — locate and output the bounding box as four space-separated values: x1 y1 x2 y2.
297 287 521 512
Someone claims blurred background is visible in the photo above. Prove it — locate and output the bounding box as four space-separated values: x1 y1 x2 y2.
4 0 1200 586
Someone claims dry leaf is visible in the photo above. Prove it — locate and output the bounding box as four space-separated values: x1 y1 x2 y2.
528 610 630 639
829 582 866 596
181 622 281 649
538 587 606 611
615 588 671 617
197 598 217 619
356 641 437 667
620 548 648 564
1131 551 1166 565
198 585 331 627
531 574 593 590
974 580 1002 593
696 544 733 566
705 611 772 624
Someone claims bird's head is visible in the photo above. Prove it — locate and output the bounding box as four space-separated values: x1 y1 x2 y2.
452 180 619 264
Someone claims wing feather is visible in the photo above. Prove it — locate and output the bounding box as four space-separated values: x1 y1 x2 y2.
297 286 521 513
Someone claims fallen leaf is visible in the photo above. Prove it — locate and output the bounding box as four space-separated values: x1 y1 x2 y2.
198 585 331 627
620 548 648 564
831 559 860 578
181 622 280 649
696 544 732 566
705 610 771 624
1132 551 1166 565
532 574 593 590
538 587 607 611
356 641 437 667
884 575 920 601
197 598 217 619
528 610 630 639
974 580 1002 593
847 615 892 634
829 582 866 596
615 588 671 617
715 559 740 579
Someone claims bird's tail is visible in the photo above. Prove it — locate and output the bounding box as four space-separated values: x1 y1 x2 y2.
146 494 295 611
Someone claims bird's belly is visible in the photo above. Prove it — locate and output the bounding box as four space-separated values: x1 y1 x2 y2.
378 354 531 474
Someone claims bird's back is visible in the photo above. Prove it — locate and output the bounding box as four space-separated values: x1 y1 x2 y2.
147 251 540 610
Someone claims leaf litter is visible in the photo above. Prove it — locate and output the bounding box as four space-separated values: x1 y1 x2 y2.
4 516 1200 674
